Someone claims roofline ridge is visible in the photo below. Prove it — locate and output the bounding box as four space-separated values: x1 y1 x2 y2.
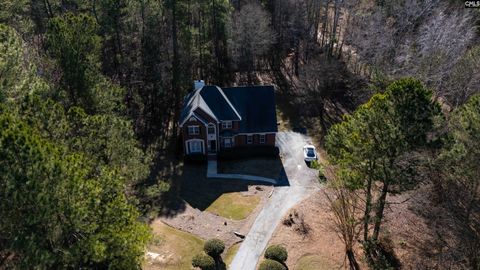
179 87 219 126
196 92 219 122
215 86 242 121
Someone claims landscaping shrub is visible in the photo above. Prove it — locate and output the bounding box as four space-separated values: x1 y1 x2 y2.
264 245 288 263
192 253 215 270
258 259 287 270
203 239 225 258
218 145 279 160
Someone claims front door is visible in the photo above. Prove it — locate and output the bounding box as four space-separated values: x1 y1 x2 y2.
209 140 217 153
207 123 217 153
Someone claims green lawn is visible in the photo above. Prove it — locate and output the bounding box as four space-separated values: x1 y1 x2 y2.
145 221 204 270
223 242 241 267
206 192 260 220
294 254 335 270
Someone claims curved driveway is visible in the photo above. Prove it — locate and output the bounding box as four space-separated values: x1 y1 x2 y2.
229 131 320 270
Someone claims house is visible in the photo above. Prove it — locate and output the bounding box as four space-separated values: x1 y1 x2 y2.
179 80 278 156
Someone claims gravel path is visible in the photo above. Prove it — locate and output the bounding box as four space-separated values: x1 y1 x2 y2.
229 131 320 270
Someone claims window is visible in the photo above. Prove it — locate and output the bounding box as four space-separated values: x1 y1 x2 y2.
188 140 203 153
222 121 232 129
247 135 253 144
260 134 266 144
224 137 233 148
208 124 215 134
188 126 200 135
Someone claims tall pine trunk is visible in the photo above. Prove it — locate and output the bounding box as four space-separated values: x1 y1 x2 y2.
171 0 180 138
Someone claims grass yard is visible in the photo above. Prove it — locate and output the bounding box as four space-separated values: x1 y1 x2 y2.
294 254 336 270
223 242 241 266
206 192 260 220
145 221 204 270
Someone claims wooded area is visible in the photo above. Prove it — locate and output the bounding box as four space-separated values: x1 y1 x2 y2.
0 0 479 269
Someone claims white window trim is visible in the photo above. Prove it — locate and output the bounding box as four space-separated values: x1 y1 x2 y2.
207 123 216 134
186 139 204 154
247 135 253 144
188 125 200 135
222 121 232 129
180 112 213 127
260 134 266 144
224 137 233 148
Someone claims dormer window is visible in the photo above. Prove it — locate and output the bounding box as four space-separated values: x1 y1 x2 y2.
222 121 232 129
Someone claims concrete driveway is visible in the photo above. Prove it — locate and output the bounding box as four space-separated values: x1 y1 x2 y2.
229 131 321 270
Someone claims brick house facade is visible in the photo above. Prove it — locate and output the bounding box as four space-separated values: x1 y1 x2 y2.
179 82 277 156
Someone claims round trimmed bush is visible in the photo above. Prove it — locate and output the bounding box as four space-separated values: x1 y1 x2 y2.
192 253 215 270
258 259 287 270
264 245 288 263
203 238 225 257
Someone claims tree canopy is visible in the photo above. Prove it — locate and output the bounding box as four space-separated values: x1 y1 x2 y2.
325 78 441 267
0 22 152 269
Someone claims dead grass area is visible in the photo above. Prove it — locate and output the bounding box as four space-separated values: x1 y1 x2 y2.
267 191 367 270
294 254 336 270
224 242 241 267
144 221 204 270
217 158 284 180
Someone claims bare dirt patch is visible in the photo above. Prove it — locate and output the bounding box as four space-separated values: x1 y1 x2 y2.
267 191 366 270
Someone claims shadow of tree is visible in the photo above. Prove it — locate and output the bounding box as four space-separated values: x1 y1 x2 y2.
216 257 227 270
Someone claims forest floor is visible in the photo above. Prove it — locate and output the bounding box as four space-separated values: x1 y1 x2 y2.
266 182 461 270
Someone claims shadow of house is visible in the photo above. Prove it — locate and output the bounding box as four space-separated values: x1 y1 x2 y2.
164 153 290 214
145 135 289 219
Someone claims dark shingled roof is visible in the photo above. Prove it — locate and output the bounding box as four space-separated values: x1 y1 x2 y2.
222 86 278 133
200 86 241 121
179 84 277 134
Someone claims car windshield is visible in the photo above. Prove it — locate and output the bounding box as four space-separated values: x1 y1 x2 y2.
306 148 315 157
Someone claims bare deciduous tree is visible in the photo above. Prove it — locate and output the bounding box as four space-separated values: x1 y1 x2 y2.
325 180 362 270
229 2 276 83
